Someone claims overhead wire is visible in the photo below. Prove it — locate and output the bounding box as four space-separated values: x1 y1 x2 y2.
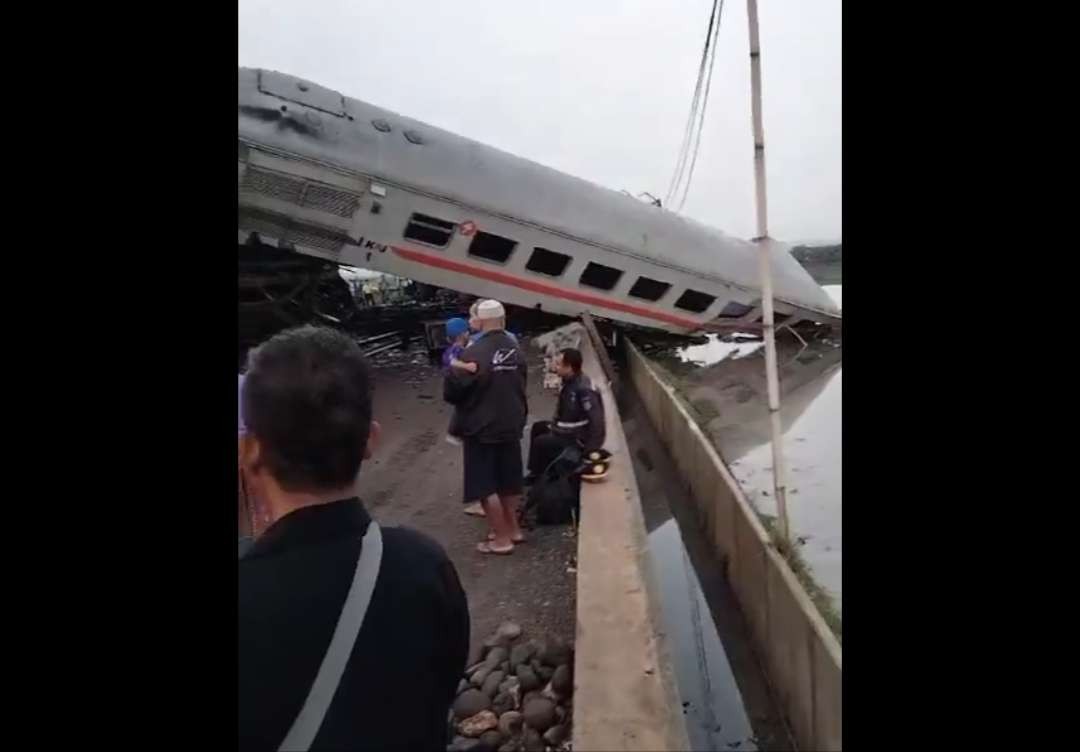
665 0 719 206
675 0 726 212
665 0 728 211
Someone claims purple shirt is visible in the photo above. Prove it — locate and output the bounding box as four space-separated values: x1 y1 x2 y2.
442 343 465 373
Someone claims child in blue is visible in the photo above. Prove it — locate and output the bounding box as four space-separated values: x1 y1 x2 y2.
442 317 476 447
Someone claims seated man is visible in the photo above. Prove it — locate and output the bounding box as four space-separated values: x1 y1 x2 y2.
239 326 469 751
526 347 608 483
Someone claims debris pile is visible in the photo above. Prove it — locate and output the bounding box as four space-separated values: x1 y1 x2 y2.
448 622 574 752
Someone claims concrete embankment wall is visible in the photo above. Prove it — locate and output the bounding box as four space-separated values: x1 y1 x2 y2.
626 340 842 751
538 324 689 752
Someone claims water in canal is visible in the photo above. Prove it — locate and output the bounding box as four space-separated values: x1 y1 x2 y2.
623 286 841 749
623 391 793 751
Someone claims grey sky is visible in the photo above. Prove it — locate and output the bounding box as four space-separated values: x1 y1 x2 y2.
239 0 840 244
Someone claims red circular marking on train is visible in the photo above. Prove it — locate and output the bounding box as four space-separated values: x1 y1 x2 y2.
458 221 477 237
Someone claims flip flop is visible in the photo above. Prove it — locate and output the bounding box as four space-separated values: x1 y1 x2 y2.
476 541 514 555
463 503 486 517
488 531 527 544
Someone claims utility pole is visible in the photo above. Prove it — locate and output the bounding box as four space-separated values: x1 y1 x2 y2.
745 0 790 543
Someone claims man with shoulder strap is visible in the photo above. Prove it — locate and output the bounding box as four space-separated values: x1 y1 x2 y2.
239 326 469 751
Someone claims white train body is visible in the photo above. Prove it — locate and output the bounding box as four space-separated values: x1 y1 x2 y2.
238 68 840 334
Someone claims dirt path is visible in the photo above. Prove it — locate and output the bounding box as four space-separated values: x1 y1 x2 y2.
359 341 577 658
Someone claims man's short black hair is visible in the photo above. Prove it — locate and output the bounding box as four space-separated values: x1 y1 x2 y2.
242 325 374 493
558 348 583 373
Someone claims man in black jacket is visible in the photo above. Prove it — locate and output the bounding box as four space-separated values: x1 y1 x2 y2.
526 347 607 482
239 326 469 751
445 299 528 554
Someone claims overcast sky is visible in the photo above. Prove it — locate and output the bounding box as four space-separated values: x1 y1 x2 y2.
239 0 840 244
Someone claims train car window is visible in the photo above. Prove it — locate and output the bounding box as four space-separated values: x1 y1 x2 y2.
674 289 717 313
628 276 671 301
468 231 517 263
403 213 455 247
579 262 623 290
716 301 754 318
526 247 571 276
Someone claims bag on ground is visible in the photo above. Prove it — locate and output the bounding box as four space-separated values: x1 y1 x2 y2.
525 446 582 526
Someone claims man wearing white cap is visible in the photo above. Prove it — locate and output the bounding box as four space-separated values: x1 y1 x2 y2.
445 299 528 554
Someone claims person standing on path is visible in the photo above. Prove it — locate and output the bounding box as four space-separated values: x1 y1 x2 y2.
239 326 469 750
446 300 528 554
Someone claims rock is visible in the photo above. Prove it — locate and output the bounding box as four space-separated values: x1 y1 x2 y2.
457 679 471 695
497 743 518 752
485 646 509 666
538 638 572 668
554 705 566 723
471 665 493 687
522 727 545 752
543 725 569 746
522 697 557 732
491 690 515 716
459 710 499 738
498 710 524 737
502 677 522 709
481 670 506 699
449 735 481 752
551 664 573 696
509 642 536 670
467 643 486 670
499 660 510 674
515 664 541 692
541 681 560 702
535 664 554 683
522 690 543 708
495 621 522 643
454 689 492 720
477 729 504 751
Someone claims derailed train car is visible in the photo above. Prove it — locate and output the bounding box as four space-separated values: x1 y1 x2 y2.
238 67 841 335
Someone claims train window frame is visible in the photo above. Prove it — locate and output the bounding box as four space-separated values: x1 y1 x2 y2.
525 247 572 277
403 212 456 248
578 262 624 291
467 231 518 264
716 300 755 318
627 276 672 302
674 288 717 313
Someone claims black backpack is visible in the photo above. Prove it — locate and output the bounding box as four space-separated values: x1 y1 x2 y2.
524 446 582 526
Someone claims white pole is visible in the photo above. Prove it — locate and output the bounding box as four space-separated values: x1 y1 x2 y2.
746 0 791 543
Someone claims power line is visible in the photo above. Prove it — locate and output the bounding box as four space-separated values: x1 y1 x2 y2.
665 0 719 206
676 0 726 212
666 0 728 211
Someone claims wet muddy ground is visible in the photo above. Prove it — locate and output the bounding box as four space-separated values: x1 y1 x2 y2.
355 339 578 658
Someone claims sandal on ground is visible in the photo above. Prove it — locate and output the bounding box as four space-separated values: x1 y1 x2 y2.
488 531 527 544
463 503 486 517
476 541 514 555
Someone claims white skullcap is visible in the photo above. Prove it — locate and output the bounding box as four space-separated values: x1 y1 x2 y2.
476 299 506 320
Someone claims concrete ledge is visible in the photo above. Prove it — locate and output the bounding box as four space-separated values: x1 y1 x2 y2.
537 324 689 752
626 341 842 751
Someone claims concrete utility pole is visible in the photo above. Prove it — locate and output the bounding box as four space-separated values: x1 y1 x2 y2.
745 0 790 543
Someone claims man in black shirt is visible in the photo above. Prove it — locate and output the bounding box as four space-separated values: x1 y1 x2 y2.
239 326 469 751
445 299 528 555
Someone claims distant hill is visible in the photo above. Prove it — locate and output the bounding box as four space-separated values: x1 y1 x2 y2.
790 243 841 285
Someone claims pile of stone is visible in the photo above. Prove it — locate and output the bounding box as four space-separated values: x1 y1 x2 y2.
448 621 574 752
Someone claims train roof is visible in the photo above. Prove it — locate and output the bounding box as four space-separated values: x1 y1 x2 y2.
238 68 840 317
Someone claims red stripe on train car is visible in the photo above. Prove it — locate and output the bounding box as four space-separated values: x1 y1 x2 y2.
391 245 703 329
